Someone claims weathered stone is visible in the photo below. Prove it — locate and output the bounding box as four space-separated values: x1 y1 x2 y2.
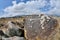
0 14 60 40
0 21 24 37
24 14 58 40
2 36 25 40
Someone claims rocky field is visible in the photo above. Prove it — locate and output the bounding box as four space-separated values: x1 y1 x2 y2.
0 14 60 40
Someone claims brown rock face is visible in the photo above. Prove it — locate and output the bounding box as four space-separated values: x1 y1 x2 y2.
24 14 57 40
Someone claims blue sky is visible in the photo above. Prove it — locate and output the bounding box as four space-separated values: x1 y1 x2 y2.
0 0 29 12
0 0 30 16
0 0 60 17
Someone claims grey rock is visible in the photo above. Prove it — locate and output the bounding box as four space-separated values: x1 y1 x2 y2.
2 36 25 40
24 14 57 40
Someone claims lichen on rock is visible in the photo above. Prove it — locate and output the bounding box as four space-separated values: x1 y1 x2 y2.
24 14 58 40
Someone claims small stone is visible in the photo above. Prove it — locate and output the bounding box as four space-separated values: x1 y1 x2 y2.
41 27 45 29
47 19 49 22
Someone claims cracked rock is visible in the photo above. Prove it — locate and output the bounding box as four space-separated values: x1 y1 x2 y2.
24 14 57 40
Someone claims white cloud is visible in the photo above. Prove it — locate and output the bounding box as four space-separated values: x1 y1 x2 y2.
47 0 60 15
1 0 60 17
12 1 17 5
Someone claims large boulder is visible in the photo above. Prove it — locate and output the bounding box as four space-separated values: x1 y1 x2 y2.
0 21 24 38
24 14 58 40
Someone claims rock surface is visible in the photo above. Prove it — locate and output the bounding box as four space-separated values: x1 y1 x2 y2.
24 14 58 40
0 14 60 40
0 17 25 40
2 36 25 40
